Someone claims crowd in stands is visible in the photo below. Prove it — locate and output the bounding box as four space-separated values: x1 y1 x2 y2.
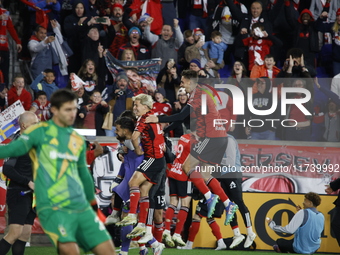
1 0 340 142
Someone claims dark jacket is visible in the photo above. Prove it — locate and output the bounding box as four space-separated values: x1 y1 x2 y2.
285 5 319 64
330 178 340 206
3 133 33 189
246 77 280 133
316 17 340 63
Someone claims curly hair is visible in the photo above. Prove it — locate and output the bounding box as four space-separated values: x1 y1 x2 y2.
305 192 321 207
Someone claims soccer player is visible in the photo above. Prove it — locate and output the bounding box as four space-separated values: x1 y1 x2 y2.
116 94 166 253
0 112 38 255
218 135 256 249
146 70 238 225
0 89 116 255
162 133 193 248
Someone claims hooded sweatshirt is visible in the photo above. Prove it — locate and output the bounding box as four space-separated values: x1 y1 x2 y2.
246 77 280 133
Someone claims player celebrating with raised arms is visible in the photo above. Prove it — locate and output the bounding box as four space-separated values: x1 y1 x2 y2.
0 89 116 255
146 70 238 225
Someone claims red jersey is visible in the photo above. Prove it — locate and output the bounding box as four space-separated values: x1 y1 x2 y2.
7 86 32 110
0 8 21 51
242 37 273 71
188 85 226 138
167 134 190 181
152 101 172 116
135 110 164 159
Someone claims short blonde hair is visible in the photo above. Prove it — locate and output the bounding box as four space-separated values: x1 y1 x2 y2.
133 93 153 109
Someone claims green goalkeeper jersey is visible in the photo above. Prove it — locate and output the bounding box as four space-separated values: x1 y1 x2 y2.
0 120 95 213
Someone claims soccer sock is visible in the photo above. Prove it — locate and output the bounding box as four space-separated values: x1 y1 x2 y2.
164 204 176 230
188 220 201 242
148 237 159 248
129 186 140 214
189 171 211 199
154 222 164 242
207 218 222 240
206 178 230 206
113 194 123 211
174 206 189 235
232 226 241 236
0 238 12 255
121 225 133 252
247 226 254 235
11 239 26 255
146 207 154 227
138 196 149 224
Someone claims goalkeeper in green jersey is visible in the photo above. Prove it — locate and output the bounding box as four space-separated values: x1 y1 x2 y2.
0 89 116 255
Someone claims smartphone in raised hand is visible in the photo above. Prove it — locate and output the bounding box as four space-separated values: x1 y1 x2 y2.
96 17 106 23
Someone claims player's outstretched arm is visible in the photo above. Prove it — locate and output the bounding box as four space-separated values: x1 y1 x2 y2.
78 142 96 203
0 136 33 159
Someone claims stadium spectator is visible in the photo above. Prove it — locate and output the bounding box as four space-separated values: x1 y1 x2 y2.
0 112 38 255
108 3 129 58
29 91 52 121
178 29 195 71
316 8 340 76
185 28 213 76
0 89 117 255
105 73 133 137
284 1 319 67
7 76 32 111
156 59 181 104
267 192 324 254
77 51 106 95
30 69 59 100
202 31 227 78
189 59 212 79
284 78 313 141
144 17 183 69
171 87 190 137
81 21 115 67
213 0 248 66
237 1 273 64
250 54 281 81
0 5 22 85
120 48 136 61
226 61 252 139
0 83 7 112
83 90 109 136
277 48 316 79
241 22 282 72
152 88 172 116
245 77 280 140
117 27 151 60
63 1 91 73
72 84 88 129
28 25 56 79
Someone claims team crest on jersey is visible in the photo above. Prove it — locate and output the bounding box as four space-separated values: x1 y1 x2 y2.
230 181 236 189
50 138 59 146
58 225 67 237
